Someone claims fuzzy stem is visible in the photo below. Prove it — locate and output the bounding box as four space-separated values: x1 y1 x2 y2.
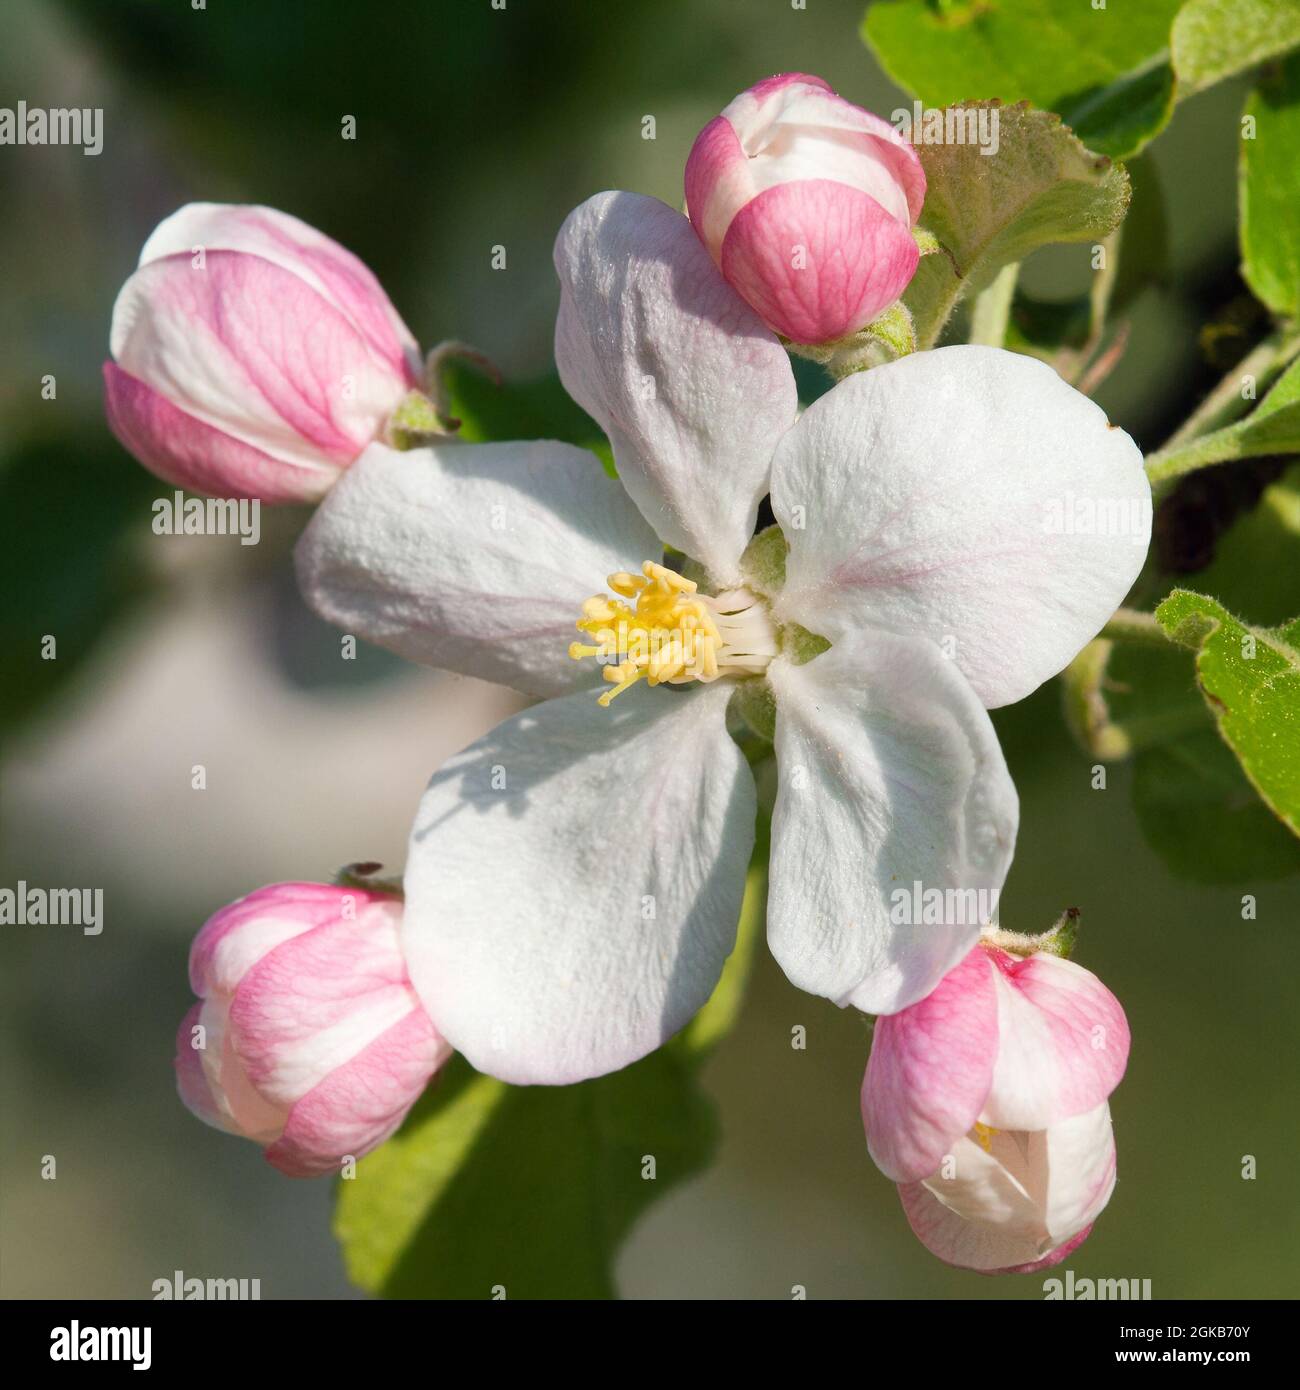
968 262 1020 347
1098 607 1169 647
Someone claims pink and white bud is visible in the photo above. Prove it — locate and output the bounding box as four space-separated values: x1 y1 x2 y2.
684 73 926 345
174 882 449 1177
861 942 1130 1273
104 204 421 503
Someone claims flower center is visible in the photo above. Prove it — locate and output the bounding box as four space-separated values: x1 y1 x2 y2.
569 560 778 706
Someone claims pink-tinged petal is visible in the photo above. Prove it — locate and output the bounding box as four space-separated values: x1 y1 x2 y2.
174 1001 232 1132
103 363 340 503
771 346 1151 708
554 190 798 585
721 79 922 224
110 251 410 471
265 1008 450 1177
138 203 420 381
701 74 924 229
684 115 753 260
741 72 835 104
189 882 357 997
196 996 287 1143
1041 1103 1119 1246
898 1103 1118 1272
227 899 415 1107
994 1223 1094 1276
721 181 919 343
981 950 1131 1132
920 1128 1045 1236
862 946 999 1183
898 1177 1051 1273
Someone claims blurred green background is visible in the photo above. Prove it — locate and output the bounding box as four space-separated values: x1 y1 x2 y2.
1 0 1297 1299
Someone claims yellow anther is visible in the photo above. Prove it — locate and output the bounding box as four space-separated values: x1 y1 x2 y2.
569 558 778 707
570 559 722 705
581 597 618 622
972 1122 997 1153
643 559 696 593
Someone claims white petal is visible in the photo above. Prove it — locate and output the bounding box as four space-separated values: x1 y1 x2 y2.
906 1107 1114 1270
402 681 756 1084
767 631 1017 1015
771 345 1151 708
921 1129 1044 1242
1040 1102 1118 1245
554 191 798 584
295 439 659 698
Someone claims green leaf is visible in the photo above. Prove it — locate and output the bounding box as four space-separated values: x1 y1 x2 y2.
1005 154 1167 383
334 865 766 1299
1134 731 1300 882
441 361 612 469
1062 58 1176 162
1172 0 1300 93
902 103 1130 348
862 0 1183 159
1156 589 1300 838
1241 52 1300 319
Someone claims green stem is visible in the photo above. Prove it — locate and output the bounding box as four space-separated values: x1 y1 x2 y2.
1144 429 1245 487
1141 328 1300 492
1099 607 1169 647
968 262 1019 347
1162 327 1300 448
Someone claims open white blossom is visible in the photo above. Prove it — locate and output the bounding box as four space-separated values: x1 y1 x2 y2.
295 191 1150 1085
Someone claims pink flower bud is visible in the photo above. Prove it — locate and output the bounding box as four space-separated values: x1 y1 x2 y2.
684 73 926 345
174 882 449 1177
861 942 1130 1273
104 204 421 503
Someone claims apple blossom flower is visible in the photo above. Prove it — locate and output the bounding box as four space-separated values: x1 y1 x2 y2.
104 203 422 503
862 941 1130 1273
294 190 1149 1086
174 881 449 1176
685 73 926 344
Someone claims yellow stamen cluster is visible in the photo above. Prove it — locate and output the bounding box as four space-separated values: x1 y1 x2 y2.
972 1122 998 1153
569 561 725 707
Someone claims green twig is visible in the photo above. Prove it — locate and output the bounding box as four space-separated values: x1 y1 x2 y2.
968 261 1020 347
1098 607 1169 647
